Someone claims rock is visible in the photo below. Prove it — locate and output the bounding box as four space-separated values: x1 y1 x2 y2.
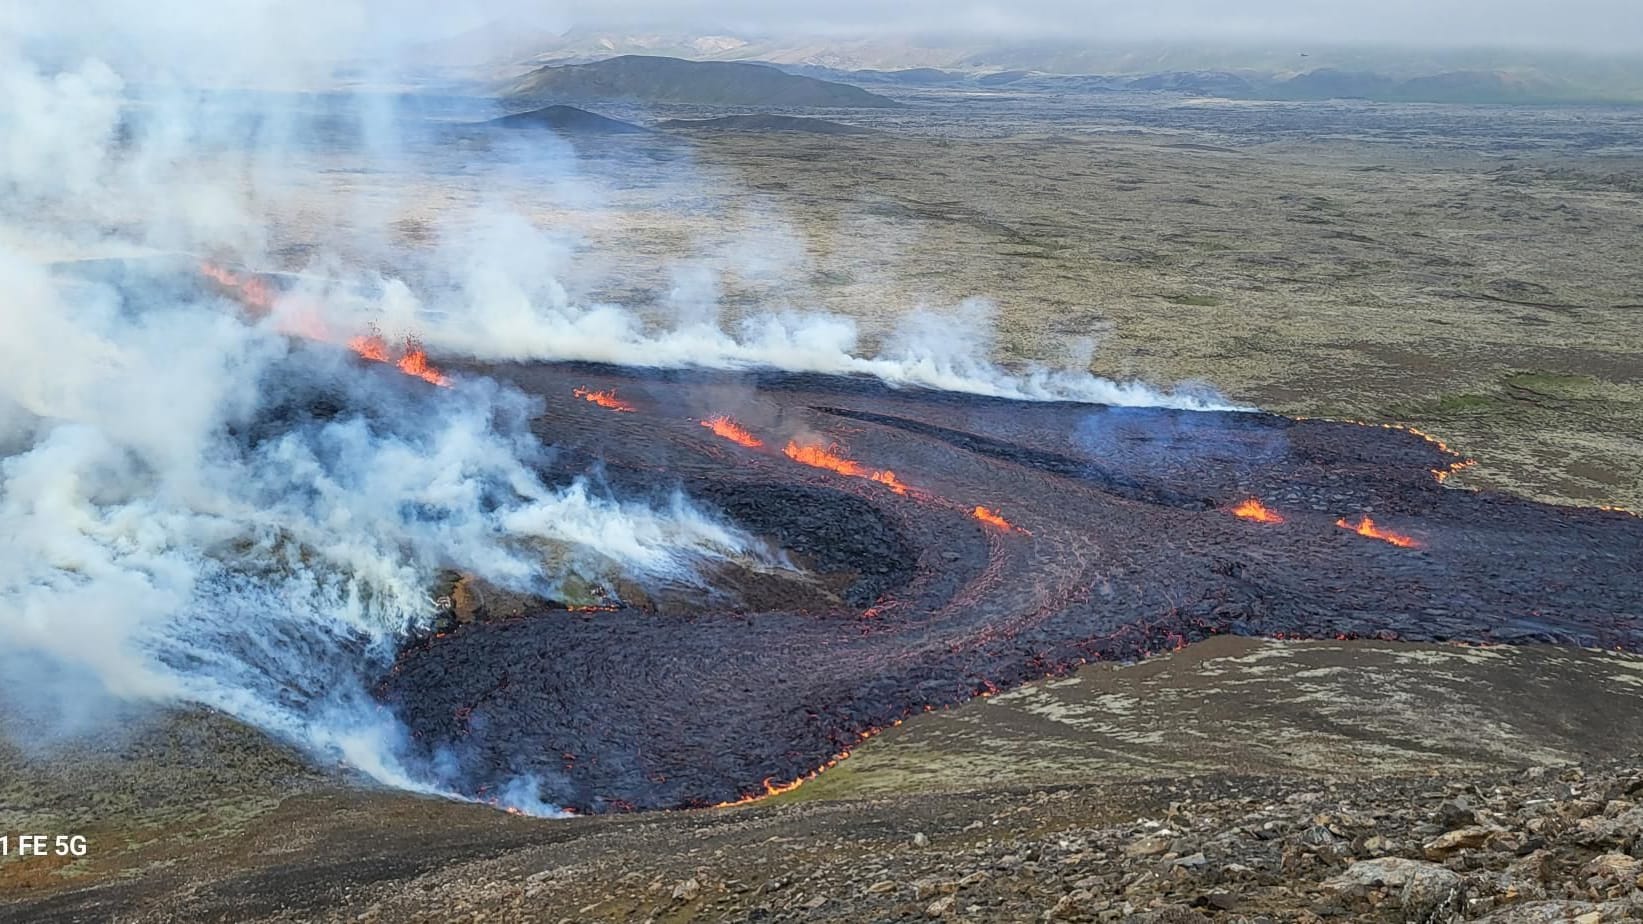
913 878 958 900
1125 834 1173 857
1171 851 1208 869
1422 825 1499 859
912 832 930 848
925 894 954 917
1473 900 1633 922
1582 852 1643 898
1436 797 1478 830
1359 834 1398 856
1491 850 1551 903
1047 889 1093 919
1297 824 1336 848
670 878 700 902
1326 858 1462 918
1193 892 1238 911
1132 907 1212 923
1574 806 1643 848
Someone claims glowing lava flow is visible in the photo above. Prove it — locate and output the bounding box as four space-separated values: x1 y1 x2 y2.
971 505 1026 533
1337 515 1421 549
1230 498 1285 524
395 341 449 387
347 333 390 362
346 333 450 387
784 441 866 477
870 470 911 496
783 441 911 495
1435 458 1479 484
713 721 903 808
203 263 449 387
701 416 763 449
574 386 636 412
200 260 274 313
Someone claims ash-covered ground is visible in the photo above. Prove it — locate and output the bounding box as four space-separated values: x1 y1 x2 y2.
379 361 1643 813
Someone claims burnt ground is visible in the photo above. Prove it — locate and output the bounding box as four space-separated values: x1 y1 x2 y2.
377 361 1643 813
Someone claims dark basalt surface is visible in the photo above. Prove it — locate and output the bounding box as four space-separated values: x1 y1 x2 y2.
378 362 1643 813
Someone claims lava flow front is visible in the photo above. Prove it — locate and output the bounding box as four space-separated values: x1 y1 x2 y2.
378 362 1643 814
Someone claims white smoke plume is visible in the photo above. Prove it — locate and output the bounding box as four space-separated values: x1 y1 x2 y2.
0 19 765 811
0 0 1235 811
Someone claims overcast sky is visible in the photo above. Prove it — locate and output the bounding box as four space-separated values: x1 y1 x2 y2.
423 0 1643 52
9 1 1643 65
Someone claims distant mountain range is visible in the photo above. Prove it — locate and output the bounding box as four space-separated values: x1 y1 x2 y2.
656 114 877 135
417 24 1643 106
502 55 901 108
487 105 649 133
827 65 1589 105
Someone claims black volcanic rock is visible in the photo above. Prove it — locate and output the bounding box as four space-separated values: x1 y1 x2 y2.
488 105 649 134
381 361 1643 814
504 54 903 108
657 114 877 135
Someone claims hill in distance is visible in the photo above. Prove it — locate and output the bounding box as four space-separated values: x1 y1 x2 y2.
503 55 903 108
487 105 649 134
656 114 878 135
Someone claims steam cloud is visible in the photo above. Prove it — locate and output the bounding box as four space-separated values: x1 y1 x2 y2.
0 3 1231 811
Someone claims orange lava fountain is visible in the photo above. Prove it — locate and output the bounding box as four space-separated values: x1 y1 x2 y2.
574 386 636 412
1337 515 1420 549
345 332 450 387
1230 498 1285 524
395 341 449 387
700 416 763 449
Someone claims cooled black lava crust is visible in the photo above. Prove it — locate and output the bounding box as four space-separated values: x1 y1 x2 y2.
378 362 1643 813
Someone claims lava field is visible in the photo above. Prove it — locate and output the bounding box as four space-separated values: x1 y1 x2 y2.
373 361 1643 814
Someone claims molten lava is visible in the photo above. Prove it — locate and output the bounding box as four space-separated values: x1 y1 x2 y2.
200 260 274 314
701 416 763 449
870 470 910 496
1231 498 1285 524
971 506 1017 531
574 386 636 412
396 341 449 387
346 332 450 387
204 264 449 387
783 441 867 478
1337 515 1420 549
348 333 390 363
783 440 912 496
